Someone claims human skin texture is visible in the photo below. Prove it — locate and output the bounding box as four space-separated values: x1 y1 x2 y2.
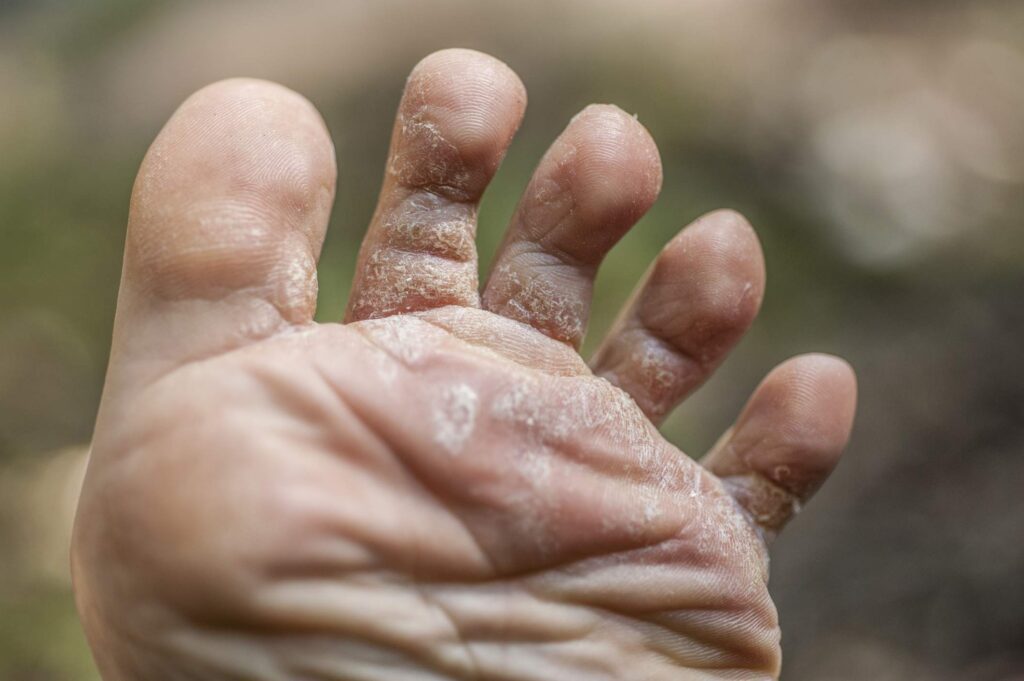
71 49 857 680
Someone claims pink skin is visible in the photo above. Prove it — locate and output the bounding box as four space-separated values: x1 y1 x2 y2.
72 49 857 680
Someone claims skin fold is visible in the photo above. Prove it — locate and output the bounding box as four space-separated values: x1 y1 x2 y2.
72 49 857 680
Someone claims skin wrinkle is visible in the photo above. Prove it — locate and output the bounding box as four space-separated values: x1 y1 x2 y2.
522 547 774 675
316 329 504 581
250 577 724 679
260 567 760 679
333 321 759 594
170 626 405 681
412 308 590 377
427 586 597 647
118 335 475 593
411 584 482 680
576 606 758 673
255 581 480 680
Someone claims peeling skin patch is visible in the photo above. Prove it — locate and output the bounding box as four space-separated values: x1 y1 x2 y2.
628 335 680 393
349 247 479 321
347 189 480 321
490 376 566 440
380 193 477 262
389 68 474 201
484 257 587 346
271 246 318 323
489 372 671 507
607 330 696 420
389 114 473 199
433 383 479 455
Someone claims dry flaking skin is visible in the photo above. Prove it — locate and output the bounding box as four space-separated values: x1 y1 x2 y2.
72 49 857 681
76 309 780 681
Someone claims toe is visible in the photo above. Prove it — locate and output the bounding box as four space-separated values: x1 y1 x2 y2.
701 354 858 541
591 210 765 424
114 78 336 387
345 49 527 322
482 104 662 347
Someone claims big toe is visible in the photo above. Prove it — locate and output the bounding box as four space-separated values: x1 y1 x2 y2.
111 78 336 391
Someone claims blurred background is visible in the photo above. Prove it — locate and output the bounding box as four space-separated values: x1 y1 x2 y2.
1 0 1023 679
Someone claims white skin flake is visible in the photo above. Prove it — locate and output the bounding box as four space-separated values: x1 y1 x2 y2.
433 382 479 454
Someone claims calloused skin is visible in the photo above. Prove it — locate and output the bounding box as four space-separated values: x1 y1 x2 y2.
72 49 857 680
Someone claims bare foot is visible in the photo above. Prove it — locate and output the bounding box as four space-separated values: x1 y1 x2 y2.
72 49 857 680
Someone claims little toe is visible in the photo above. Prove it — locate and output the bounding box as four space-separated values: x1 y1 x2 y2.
702 354 858 541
